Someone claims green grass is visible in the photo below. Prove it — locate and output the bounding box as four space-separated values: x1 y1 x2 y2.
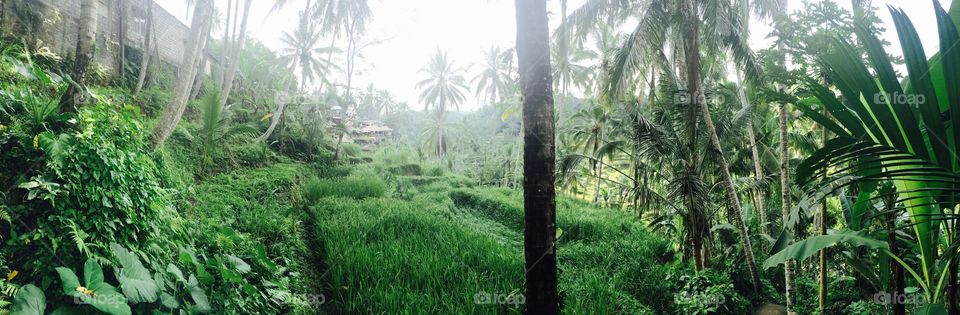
177 163 321 314
304 172 386 202
309 196 524 313
304 166 686 314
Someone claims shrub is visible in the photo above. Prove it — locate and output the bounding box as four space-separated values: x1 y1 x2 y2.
425 165 445 176
341 143 361 157
387 163 422 176
231 142 277 168
9 103 167 277
135 87 170 117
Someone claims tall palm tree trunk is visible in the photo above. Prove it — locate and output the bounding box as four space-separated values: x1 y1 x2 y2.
885 194 906 315
515 0 559 312
189 38 210 100
818 109 829 313
133 0 153 96
151 0 213 149
779 99 795 310
734 68 767 237
61 0 98 112
514 118 523 188
219 0 252 109
219 0 232 88
685 5 761 293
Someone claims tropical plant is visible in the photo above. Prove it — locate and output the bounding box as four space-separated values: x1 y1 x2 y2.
767 2 960 312
472 46 514 106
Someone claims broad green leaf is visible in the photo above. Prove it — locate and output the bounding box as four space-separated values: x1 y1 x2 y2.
84 259 105 288
159 292 180 309
188 275 211 313
764 230 888 269
166 264 187 284
768 229 792 256
10 284 45 315
55 267 81 295
83 281 131 315
111 243 158 303
226 255 251 274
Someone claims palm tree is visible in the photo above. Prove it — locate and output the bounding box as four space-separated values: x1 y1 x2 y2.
314 0 372 93
259 11 339 142
280 13 339 91
472 46 513 106
515 0 558 312
416 50 468 158
766 3 960 312
565 0 789 293
152 0 214 149
568 105 612 204
60 0 98 112
217 0 252 109
134 0 153 96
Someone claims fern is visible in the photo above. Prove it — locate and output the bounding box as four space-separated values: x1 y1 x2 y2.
66 220 91 257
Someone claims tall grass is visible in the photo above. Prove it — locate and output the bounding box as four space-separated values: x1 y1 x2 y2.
308 196 524 314
304 174 386 202
304 170 698 313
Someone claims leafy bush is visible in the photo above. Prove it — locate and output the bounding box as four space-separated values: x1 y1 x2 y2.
341 143 361 157
10 103 167 275
387 163 422 176
425 165 445 176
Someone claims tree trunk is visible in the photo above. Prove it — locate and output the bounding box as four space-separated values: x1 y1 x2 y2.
258 102 286 141
189 38 209 100
948 260 958 315
779 99 795 311
686 3 760 293
699 98 761 292
887 199 906 315
334 133 344 159
118 0 127 75
514 118 523 188
818 109 829 314
219 0 251 109
151 0 213 149
734 68 768 238
60 0 98 112
515 0 559 313
133 0 153 96
218 0 232 89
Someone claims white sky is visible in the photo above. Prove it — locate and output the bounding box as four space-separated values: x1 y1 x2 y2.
154 0 951 111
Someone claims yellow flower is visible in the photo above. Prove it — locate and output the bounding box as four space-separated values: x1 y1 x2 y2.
75 286 95 297
32 135 39 149
0 123 6 131
6 270 18 281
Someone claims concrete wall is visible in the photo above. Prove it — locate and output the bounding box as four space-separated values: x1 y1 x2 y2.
8 0 191 72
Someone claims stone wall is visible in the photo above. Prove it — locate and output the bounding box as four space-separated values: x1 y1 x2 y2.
5 0 191 72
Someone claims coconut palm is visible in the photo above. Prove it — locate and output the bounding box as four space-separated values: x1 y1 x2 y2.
417 50 469 159
280 12 339 91
152 0 214 149
417 50 469 116
515 0 559 310
472 46 514 106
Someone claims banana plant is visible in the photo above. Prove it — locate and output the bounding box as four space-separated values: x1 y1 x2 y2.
767 1 960 311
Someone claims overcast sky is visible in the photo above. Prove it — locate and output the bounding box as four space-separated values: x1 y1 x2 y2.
154 0 951 111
